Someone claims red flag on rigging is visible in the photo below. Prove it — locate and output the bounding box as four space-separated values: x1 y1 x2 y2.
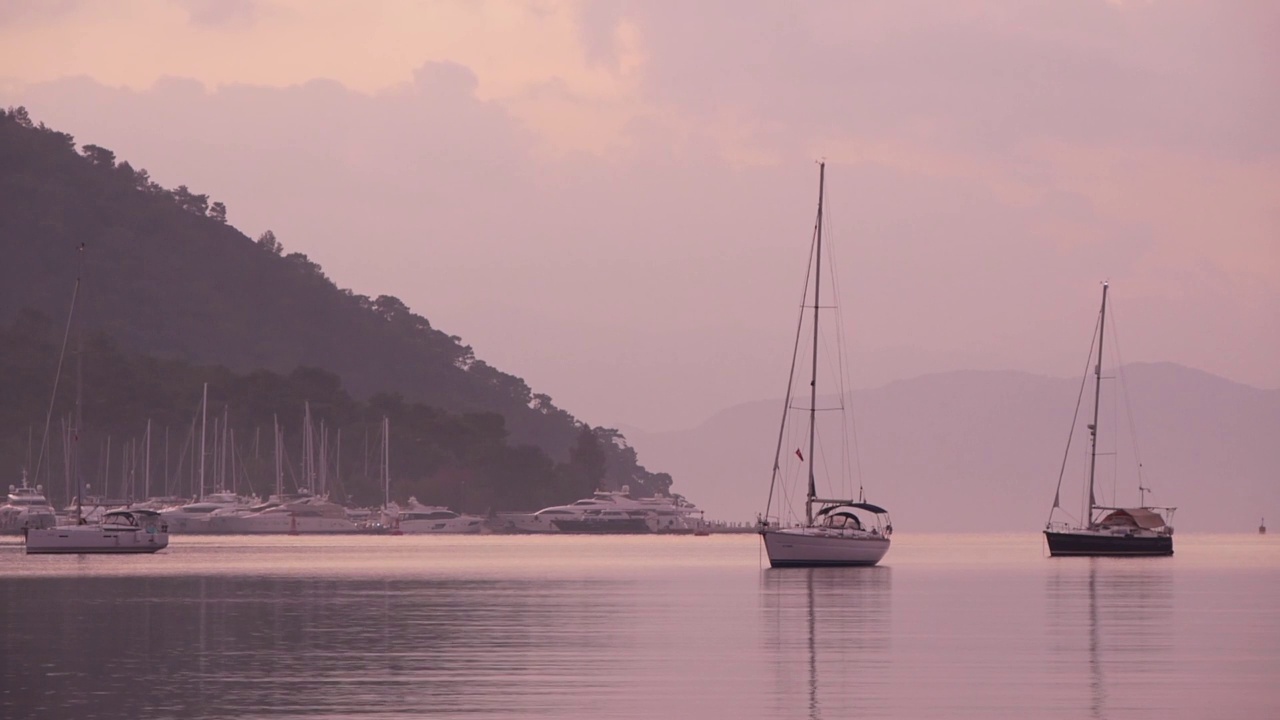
795 448 804 461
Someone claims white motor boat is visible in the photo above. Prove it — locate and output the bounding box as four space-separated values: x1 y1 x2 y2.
1 474 58 534
221 493 357 534
499 486 704 534
636 492 704 533
384 497 484 534
161 491 257 533
25 509 170 554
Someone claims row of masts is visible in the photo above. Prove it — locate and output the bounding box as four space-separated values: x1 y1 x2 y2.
22 387 385 507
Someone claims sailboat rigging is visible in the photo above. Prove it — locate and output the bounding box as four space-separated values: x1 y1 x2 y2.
757 162 892 568
1044 282 1174 557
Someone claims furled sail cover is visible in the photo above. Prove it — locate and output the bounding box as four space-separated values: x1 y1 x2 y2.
816 502 889 516
1100 508 1166 529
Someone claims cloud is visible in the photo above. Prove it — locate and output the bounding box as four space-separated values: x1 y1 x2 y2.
0 0 82 28
171 0 262 30
595 0 1280 159
2 1 1278 433
412 61 480 99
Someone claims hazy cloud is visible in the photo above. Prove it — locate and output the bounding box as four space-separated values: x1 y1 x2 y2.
171 0 262 30
2 0 1277 434
0 0 82 28
604 1 1280 157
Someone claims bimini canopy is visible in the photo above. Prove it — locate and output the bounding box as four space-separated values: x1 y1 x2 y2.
1099 508 1166 530
104 509 161 518
816 502 889 516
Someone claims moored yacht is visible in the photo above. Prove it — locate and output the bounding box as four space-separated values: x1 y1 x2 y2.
1044 283 1175 557
384 497 484 534
1 473 58 534
221 491 357 534
499 486 703 534
21 244 169 555
549 507 654 533
161 491 257 533
757 163 893 567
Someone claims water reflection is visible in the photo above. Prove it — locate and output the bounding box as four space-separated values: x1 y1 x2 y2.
1 574 643 719
1045 560 1174 719
760 568 892 719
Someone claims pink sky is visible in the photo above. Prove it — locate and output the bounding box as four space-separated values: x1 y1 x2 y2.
2 0 1277 432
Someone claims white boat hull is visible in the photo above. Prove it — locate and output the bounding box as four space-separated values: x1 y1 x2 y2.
214 514 357 534
395 517 484 534
0 507 58 534
494 512 560 533
761 528 890 567
25 525 169 554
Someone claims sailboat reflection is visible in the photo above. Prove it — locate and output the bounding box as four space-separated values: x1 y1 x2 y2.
1046 559 1173 719
761 568 891 719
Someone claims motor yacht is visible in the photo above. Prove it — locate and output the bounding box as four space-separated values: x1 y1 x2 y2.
383 497 484 534
160 491 257 533
219 492 357 534
1 473 59 534
498 486 703 534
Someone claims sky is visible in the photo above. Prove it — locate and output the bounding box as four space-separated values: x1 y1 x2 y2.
2 0 1277 433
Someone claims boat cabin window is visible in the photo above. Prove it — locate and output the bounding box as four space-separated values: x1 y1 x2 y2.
821 512 862 530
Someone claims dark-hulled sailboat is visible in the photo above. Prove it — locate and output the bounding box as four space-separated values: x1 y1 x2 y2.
1043 282 1175 557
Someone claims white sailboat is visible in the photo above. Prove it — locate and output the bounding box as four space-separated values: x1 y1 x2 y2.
758 163 892 568
26 509 169 554
25 243 170 554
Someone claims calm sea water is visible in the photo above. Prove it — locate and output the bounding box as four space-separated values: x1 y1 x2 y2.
1 533 1277 720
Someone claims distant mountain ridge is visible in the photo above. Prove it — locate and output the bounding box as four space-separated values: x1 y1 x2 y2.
625 363 1280 531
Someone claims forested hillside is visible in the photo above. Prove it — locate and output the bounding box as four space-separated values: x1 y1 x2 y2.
0 106 671 507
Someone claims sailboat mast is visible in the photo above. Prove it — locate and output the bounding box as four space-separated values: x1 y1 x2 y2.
1086 282 1109 528
273 414 282 497
199 382 208 501
73 258 84 522
806 162 825 526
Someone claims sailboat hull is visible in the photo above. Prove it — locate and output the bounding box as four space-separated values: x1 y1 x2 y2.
24 526 169 554
761 529 890 567
1044 530 1172 557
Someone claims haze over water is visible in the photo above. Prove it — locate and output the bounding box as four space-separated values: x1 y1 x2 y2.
2 534 1276 719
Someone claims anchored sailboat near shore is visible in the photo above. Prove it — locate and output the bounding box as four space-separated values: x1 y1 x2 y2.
1043 282 1174 557
757 163 892 568
25 244 170 554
